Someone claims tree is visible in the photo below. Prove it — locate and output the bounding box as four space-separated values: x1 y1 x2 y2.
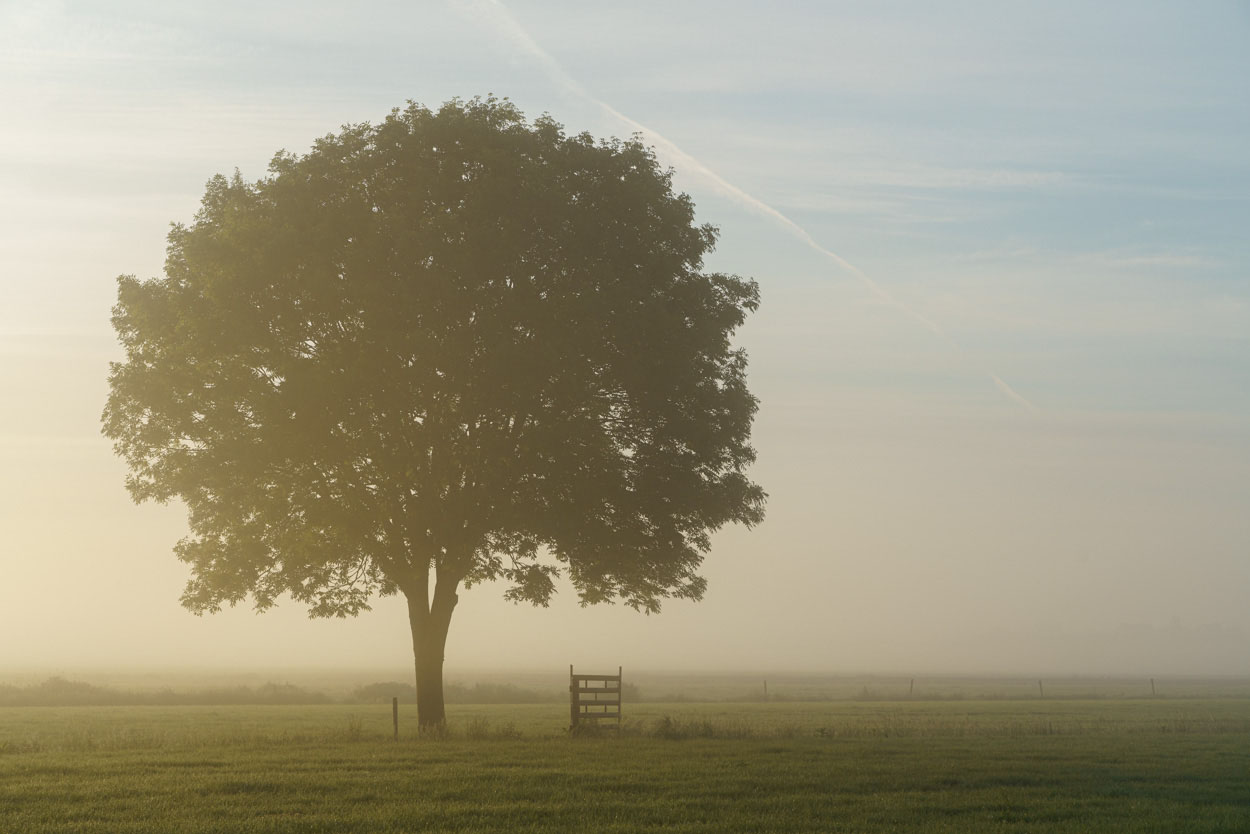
103 97 765 727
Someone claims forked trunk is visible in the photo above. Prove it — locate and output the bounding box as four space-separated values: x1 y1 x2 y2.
406 579 458 730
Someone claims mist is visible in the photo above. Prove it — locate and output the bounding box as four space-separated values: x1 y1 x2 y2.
3 1 1248 688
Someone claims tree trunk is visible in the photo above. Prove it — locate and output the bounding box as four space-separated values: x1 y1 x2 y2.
406 577 459 730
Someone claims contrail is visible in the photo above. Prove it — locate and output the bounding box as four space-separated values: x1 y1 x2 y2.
992 375 1038 413
452 0 1038 413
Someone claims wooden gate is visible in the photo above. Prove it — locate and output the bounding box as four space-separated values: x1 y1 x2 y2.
570 665 622 730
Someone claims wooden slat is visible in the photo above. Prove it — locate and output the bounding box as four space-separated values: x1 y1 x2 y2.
575 686 620 694
577 712 621 720
571 674 620 682
577 698 620 706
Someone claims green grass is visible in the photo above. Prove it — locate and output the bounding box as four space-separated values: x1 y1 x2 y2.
2 700 1249 832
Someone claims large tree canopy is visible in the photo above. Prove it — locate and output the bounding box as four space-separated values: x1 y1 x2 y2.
104 97 765 725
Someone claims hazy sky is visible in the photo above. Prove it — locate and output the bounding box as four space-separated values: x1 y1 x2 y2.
2 0 1247 677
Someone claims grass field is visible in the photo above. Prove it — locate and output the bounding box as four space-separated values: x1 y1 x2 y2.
3 700 1249 832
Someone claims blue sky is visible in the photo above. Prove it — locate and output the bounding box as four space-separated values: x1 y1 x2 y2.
1 0 1247 675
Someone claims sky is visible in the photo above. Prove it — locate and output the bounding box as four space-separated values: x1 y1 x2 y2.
1 0 1248 679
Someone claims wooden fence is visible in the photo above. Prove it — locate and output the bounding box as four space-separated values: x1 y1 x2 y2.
570 665 622 730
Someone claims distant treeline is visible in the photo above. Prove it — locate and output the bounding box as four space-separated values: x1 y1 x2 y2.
353 681 552 705
352 681 644 705
0 677 334 707
0 677 647 707
7 676 1205 707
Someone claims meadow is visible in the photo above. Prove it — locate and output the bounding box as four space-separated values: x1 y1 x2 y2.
2 698 1249 833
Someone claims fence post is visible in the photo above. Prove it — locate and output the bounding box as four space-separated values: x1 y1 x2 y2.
569 665 577 730
392 696 398 741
